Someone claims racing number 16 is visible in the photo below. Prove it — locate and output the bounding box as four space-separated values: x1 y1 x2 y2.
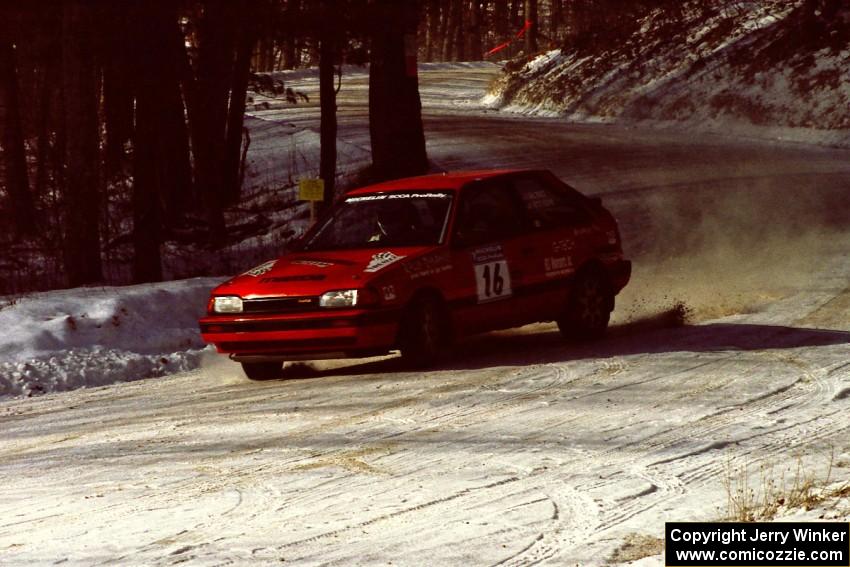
475 260 512 302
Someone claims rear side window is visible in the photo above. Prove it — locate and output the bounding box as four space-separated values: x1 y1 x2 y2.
453 181 526 247
513 175 591 229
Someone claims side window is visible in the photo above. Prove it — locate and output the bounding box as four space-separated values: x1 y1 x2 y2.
513 175 591 230
453 181 526 247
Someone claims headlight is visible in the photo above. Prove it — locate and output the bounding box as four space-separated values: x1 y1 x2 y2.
212 296 243 313
319 289 359 308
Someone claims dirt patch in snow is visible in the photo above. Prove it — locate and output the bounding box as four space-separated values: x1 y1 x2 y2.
609 533 664 563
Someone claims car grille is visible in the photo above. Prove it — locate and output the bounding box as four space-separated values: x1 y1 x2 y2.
242 296 320 313
218 337 357 352
201 319 347 333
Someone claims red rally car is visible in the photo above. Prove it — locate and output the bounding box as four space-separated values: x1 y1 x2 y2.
200 169 631 380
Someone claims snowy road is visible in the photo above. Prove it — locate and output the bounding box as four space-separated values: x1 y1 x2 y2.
2 64 850 565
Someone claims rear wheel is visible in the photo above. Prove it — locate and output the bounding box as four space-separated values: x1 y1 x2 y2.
399 296 450 368
241 361 283 381
557 268 612 340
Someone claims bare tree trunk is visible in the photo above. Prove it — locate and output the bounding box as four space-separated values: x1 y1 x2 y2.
264 39 276 71
275 45 284 69
191 0 238 247
571 0 591 39
0 41 36 237
454 0 465 61
466 0 483 60
173 25 201 211
441 0 457 60
123 2 195 281
34 63 52 199
510 0 522 29
425 0 440 62
524 0 538 53
369 0 428 182
159 8 195 227
550 0 562 43
283 0 301 69
103 65 134 178
127 2 180 283
319 0 338 211
262 39 274 71
435 0 447 61
102 6 133 180
131 81 164 284
494 0 508 39
224 7 258 206
61 0 103 286
282 38 296 69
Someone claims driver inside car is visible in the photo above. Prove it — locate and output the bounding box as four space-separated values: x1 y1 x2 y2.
368 202 422 244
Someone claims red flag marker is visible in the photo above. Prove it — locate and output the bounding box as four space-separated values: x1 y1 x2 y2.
485 20 532 57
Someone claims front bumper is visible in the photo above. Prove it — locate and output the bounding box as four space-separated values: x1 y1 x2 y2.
199 308 400 358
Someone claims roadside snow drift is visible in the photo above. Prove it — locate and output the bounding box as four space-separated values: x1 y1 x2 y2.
0 278 220 398
486 1 850 147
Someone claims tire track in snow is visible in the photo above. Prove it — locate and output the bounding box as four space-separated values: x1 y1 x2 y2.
675 352 843 485
491 481 600 566
579 346 849 534
274 475 521 550
537 346 844 533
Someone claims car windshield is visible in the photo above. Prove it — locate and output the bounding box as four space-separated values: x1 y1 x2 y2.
301 191 454 251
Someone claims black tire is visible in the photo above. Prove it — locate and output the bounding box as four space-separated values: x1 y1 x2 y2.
398 296 450 368
557 268 613 340
241 361 283 381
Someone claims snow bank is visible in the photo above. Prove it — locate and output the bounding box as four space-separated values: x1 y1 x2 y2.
486 1 850 148
0 278 221 398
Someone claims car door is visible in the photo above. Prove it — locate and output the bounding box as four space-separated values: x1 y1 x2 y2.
509 172 600 321
448 178 536 335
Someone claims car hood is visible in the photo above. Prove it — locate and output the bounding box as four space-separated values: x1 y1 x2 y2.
213 247 434 298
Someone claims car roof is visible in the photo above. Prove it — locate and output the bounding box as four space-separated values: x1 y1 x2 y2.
347 169 537 195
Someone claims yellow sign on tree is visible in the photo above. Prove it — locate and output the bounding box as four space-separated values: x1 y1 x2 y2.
298 178 325 201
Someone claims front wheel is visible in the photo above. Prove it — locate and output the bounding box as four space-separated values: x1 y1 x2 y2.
557 269 613 340
399 296 451 368
241 361 283 381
